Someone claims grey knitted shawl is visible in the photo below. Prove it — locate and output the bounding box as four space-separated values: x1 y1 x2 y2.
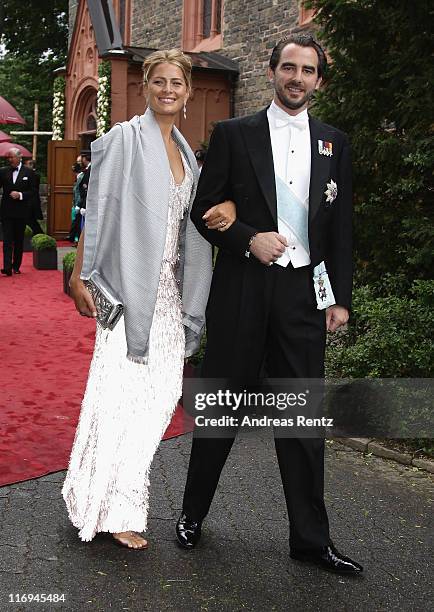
80 108 212 363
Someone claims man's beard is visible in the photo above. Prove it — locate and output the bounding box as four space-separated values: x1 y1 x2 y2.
276 85 316 110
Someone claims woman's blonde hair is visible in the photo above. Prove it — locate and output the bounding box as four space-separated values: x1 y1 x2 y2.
143 49 192 92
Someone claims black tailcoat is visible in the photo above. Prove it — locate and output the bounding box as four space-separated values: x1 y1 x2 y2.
28 170 43 220
0 164 36 220
191 107 353 310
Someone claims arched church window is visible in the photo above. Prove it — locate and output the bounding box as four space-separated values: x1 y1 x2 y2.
183 0 223 51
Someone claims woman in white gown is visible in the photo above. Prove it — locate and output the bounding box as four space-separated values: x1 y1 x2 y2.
62 49 235 549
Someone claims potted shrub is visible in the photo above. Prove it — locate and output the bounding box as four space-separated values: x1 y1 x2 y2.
23 226 33 252
31 233 58 270
62 251 76 296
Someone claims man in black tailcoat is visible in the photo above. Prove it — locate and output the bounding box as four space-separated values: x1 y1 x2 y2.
0 147 36 275
176 34 363 575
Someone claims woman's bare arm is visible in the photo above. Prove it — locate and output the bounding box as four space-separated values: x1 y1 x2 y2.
69 232 97 318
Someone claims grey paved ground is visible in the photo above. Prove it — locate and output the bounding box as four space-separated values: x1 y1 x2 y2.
0 430 432 612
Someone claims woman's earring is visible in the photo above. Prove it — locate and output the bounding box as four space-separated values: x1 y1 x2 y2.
183 101 187 120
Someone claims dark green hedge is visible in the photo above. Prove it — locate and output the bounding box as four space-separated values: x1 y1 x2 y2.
326 280 434 378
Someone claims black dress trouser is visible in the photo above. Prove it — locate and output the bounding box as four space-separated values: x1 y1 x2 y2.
182 259 332 552
1 217 26 271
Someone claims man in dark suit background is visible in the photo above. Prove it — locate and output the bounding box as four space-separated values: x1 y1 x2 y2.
176 34 362 575
0 147 36 275
24 159 44 236
78 151 91 215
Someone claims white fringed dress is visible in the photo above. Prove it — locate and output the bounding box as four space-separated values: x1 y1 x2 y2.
62 158 193 541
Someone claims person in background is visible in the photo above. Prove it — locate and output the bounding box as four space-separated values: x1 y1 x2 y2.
24 159 44 236
68 157 84 244
0 147 36 276
77 151 91 231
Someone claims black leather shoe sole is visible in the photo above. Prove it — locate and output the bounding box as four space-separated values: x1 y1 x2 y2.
290 551 363 575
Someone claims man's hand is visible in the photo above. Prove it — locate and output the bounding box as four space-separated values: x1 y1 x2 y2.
70 276 97 318
249 232 288 265
326 305 349 332
10 191 21 200
203 200 236 232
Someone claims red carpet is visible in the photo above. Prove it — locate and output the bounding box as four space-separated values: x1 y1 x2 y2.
0 251 193 487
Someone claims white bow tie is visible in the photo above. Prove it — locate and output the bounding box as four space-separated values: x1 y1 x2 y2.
274 113 308 131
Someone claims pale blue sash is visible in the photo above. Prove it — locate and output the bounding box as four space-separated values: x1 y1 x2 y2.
276 175 335 308
275 175 309 255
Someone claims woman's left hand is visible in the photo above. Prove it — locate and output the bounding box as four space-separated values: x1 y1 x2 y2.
203 200 236 232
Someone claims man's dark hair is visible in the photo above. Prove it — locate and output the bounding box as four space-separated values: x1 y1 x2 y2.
269 34 327 79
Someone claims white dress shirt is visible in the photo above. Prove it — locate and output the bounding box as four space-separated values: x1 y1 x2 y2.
12 162 22 184
12 162 24 200
267 101 311 267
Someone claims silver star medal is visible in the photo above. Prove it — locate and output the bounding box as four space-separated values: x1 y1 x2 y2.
324 179 337 205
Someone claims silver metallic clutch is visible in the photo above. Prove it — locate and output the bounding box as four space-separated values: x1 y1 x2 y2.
84 277 124 330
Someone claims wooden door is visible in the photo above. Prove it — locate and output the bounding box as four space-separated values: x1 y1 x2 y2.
179 72 232 151
47 140 80 239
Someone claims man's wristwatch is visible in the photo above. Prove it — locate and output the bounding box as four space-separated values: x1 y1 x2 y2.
245 232 258 258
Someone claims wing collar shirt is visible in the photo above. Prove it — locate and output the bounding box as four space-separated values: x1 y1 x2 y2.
267 100 311 268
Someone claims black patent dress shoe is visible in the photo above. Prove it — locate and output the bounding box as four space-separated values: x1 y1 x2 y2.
291 544 363 574
175 513 202 549
1 268 12 276
13 269 21 274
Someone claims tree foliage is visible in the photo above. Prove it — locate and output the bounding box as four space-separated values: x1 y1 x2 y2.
0 1 68 176
0 0 68 62
326 280 434 378
307 0 434 290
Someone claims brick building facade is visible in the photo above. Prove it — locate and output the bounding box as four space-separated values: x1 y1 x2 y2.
129 0 309 116
68 1 314 120
51 1 313 238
